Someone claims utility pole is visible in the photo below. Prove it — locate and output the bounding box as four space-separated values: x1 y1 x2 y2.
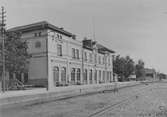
0 6 6 92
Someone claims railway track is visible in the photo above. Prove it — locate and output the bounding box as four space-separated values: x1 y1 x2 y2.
88 82 162 117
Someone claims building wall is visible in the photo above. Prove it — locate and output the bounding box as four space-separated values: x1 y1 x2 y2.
82 47 114 86
47 29 84 90
29 56 47 80
21 29 48 86
19 26 114 90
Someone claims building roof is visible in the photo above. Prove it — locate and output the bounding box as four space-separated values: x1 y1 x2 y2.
82 39 115 54
8 21 74 37
144 68 156 74
96 44 115 54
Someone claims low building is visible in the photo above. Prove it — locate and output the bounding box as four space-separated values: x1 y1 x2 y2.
8 21 115 90
144 68 157 80
158 73 167 80
128 74 136 81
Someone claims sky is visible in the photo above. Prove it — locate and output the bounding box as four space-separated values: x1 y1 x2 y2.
1 0 167 73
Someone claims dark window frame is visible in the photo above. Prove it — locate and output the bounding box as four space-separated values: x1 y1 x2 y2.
57 44 62 56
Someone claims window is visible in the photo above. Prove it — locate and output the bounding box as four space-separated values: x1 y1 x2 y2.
84 69 88 84
89 53 93 62
61 67 66 84
103 71 105 83
34 32 42 37
71 68 75 84
84 52 87 61
95 54 97 63
94 70 97 84
72 48 75 58
77 68 81 83
35 41 41 48
103 57 105 64
56 34 62 39
108 58 110 65
57 44 62 56
107 71 110 82
34 33 37 37
76 49 79 59
52 35 55 40
72 49 79 59
110 72 112 82
38 32 41 37
60 35 62 39
53 67 59 86
99 70 101 83
99 56 101 64
57 34 59 39
89 70 93 84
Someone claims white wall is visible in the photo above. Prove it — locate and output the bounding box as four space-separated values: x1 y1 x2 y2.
29 56 47 80
21 30 48 82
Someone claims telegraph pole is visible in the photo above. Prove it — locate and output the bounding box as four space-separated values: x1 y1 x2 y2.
0 6 6 92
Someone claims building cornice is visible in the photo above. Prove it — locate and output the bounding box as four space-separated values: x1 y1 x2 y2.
8 21 74 37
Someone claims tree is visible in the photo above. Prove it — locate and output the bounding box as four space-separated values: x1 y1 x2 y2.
124 56 135 79
135 60 145 81
113 55 135 81
0 32 30 77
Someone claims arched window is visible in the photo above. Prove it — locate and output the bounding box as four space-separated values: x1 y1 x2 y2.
110 72 112 82
84 69 87 84
107 71 109 82
89 70 93 84
61 67 66 85
103 71 105 83
77 68 81 83
53 66 59 86
71 68 75 84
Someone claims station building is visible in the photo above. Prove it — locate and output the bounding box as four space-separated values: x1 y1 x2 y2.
8 21 115 90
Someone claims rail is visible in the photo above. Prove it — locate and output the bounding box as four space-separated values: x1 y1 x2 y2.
88 81 164 117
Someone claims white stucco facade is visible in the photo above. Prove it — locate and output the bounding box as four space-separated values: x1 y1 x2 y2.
8 21 115 90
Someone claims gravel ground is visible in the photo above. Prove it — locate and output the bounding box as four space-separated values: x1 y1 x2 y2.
98 83 167 117
0 82 167 117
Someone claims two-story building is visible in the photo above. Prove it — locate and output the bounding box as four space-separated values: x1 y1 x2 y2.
82 39 114 85
8 21 115 90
